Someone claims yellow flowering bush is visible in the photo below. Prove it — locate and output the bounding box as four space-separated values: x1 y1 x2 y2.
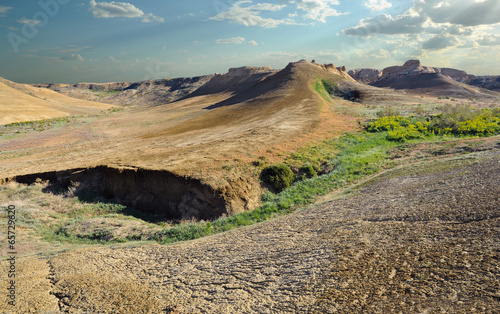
367 105 500 141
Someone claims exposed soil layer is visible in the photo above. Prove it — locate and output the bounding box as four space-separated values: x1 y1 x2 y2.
2 166 227 221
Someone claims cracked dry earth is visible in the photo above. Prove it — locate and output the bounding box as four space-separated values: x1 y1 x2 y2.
2 149 500 313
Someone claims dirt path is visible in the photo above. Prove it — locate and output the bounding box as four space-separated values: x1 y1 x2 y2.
3 147 498 313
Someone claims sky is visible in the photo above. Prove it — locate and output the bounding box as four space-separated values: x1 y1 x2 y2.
0 0 499 83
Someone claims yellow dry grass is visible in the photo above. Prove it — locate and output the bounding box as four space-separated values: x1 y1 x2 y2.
0 79 111 125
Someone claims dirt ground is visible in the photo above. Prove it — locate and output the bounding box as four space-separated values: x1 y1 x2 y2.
1 141 498 313
1 60 499 313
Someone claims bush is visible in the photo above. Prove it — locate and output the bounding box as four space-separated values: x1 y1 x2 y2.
261 190 276 202
261 164 294 192
429 104 500 136
298 163 318 180
376 107 400 118
367 104 500 140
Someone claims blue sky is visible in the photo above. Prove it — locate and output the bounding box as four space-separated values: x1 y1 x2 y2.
0 0 499 83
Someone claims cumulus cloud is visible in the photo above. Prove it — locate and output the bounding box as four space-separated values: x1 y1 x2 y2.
413 0 500 26
421 35 459 50
17 19 43 26
343 13 426 36
476 34 500 46
209 0 346 27
216 37 246 44
209 1 292 28
0 5 12 17
247 40 259 46
61 54 84 61
343 0 500 52
296 0 346 22
363 0 392 11
345 0 500 37
89 0 163 23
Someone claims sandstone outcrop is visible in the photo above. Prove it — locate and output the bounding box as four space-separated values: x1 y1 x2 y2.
348 68 383 84
351 60 470 84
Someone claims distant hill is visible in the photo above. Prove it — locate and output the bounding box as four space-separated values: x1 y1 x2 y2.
34 76 215 108
349 60 500 98
0 77 111 125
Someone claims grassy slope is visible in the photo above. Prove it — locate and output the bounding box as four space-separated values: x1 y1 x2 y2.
0 79 112 125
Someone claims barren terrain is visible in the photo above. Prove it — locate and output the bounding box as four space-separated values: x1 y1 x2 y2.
1 139 499 313
1 59 500 313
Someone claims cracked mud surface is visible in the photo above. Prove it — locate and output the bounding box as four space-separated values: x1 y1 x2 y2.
2 148 499 313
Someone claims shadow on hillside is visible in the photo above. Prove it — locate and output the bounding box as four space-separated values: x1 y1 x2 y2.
42 183 164 224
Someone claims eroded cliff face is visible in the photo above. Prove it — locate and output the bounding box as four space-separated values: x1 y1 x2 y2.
349 60 470 84
3 166 261 221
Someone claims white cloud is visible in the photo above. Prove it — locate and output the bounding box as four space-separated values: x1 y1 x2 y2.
89 0 163 23
216 37 246 44
422 35 459 50
109 56 120 63
0 6 12 17
61 54 84 61
345 0 500 37
209 0 346 27
363 0 392 11
343 13 426 36
413 0 500 26
343 0 500 53
476 34 500 46
17 19 43 26
209 1 292 28
296 0 346 22
141 13 164 23
247 40 259 46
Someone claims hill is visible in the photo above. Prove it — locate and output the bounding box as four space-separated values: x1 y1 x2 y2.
34 75 215 108
349 60 500 98
0 60 362 219
0 77 112 125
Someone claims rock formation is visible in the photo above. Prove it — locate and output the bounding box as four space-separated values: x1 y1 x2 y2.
348 68 383 84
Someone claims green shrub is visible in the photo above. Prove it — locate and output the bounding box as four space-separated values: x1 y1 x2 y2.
429 104 500 136
261 190 276 202
376 107 400 118
261 164 294 192
298 163 318 180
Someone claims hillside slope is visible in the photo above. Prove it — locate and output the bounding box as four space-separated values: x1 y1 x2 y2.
0 78 111 125
349 60 500 98
34 75 215 107
0 60 361 218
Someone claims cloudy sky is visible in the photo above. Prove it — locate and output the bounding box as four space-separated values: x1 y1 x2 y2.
0 0 499 83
